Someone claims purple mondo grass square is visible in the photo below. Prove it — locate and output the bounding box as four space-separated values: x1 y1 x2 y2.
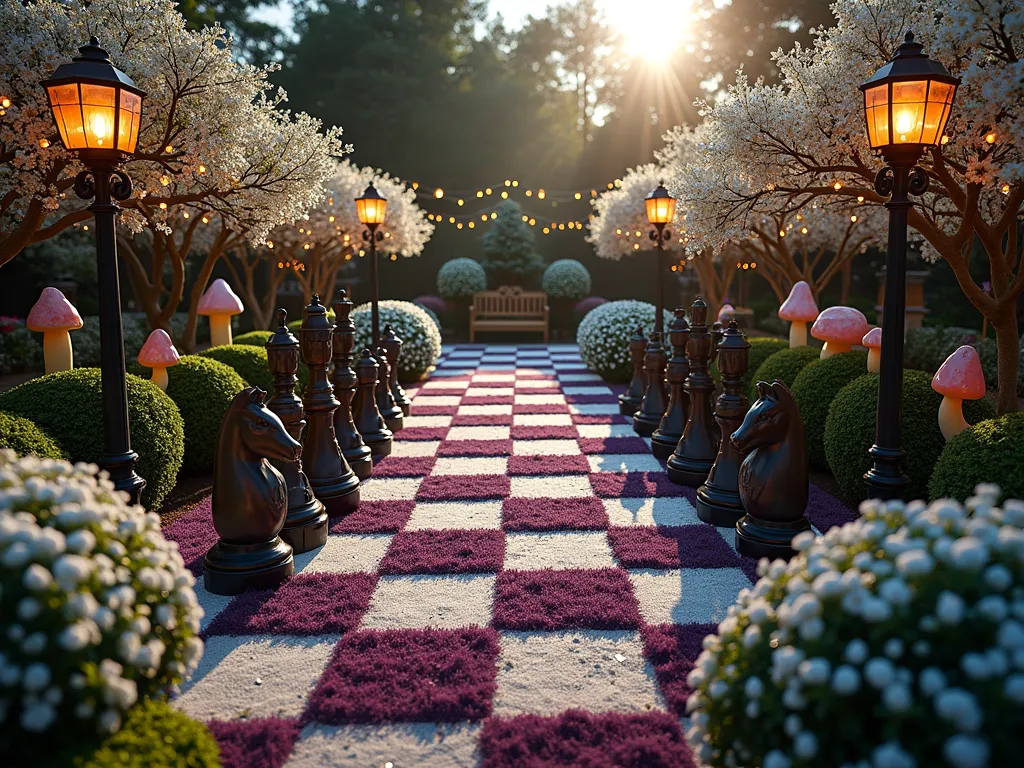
437 439 514 457
572 413 628 425
207 717 301 768
204 572 377 636
479 710 695 768
806 483 858 532
400 427 450 441
370 456 437 478
641 623 717 716
565 394 619 405
511 425 578 440
417 474 511 501
590 472 695 500
463 396 515 406
330 500 415 534
578 437 652 455
379 529 505 574
162 496 218 576
492 569 641 631
502 498 609 531
452 414 515 427
410 405 459 416
512 403 570 415
307 627 500 723
507 455 591 476
608 526 742 569
519 386 561 395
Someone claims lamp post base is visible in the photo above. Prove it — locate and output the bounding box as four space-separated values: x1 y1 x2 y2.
864 443 910 500
100 449 146 505
203 537 295 596
735 514 811 560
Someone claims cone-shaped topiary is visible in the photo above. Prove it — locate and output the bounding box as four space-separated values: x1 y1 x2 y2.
748 346 821 401
929 412 1024 502
480 200 545 286
165 356 246 475
791 351 870 469
437 258 487 300
198 344 274 392
0 411 63 459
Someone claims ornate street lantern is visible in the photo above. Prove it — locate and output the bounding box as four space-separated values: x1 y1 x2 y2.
355 184 388 229
645 181 677 226
354 183 388 347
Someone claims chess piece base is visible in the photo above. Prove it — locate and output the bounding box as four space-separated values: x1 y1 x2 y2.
666 453 714 487
695 484 745 527
735 513 811 560
619 394 642 416
310 474 361 517
203 537 295 596
632 412 660 437
383 412 404 433
398 399 411 417
650 432 681 461
364 432 393 458
346 449 373 480
280 497 329 553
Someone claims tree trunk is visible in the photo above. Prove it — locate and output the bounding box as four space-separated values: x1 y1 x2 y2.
839 260 853 305
992 312 1021 416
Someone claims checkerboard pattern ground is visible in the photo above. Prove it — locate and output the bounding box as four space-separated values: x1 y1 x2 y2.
165 343 857 768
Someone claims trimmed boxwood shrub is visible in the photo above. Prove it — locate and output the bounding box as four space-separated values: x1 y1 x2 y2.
232 329 273 346
790 351 869 469
0 369 184 508
437 257 487 299
0 410 64 459
413 294 446 316
748 345 821 401
737 337 789 394
199 344 274 391
542 259 591 300
824 369 996 503
576 300 673 384
166 355 246 475
352 300 442 382
929 412 1024 502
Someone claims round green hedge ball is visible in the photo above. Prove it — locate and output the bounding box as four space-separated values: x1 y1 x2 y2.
824 369 996 503
233 330 273 346
929 412 1024 502
0 411 64 459
791 351 870 469
199 344 274 391
748 346 821 401
166 355 246 475
0 369 184 509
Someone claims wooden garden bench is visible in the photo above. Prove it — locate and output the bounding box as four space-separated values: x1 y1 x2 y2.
470 286 549 342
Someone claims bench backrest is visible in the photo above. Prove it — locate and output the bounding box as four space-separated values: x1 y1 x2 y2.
473 287 547 317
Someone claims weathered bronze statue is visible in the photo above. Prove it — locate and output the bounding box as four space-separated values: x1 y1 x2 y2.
375 344 404 433
619 326 647 416
204 387 296 595
633 330 669 436
331 290 373 481
732 380 810 559
651 309 690 461
353 348 393 457
382 324 411 417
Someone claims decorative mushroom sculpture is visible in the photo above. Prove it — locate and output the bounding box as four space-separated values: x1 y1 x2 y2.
26 287 83 373
717 303 735 324
931 345 986 441
777 281 819 348
198 279 244 347
810 306 869 359
863 327 882 373
138 329 180 390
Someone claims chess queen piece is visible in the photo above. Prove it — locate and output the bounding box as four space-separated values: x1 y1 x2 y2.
382 324 411 417
632 330 668 436
375 342 404 433
733 380 810 559
353 349 393 457
651 309 690 461
299 295 361 516
203 388 296 595
331 290 373 481
696 321 751 526
619 326 647 416
667 297 720 485
265 309 328 552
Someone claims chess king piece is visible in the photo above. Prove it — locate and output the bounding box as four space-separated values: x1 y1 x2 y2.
667 297 720 485
299 295 361 516
651 309 690 461
633 330 668 436
265 309 328 552
732 380 810 559
353 348 393 457
619 326 647 416
697 321 751 526
375 342 404 433
382 324 411 417
203 388 296 595
331 290 373 480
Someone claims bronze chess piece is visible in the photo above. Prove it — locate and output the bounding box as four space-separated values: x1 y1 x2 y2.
353 348 393 457
667 297 720 485
619 326 647 416
204 388 296 595
651 309 690 461
331 290 373 481
375 343 404 433
697 321 751 526
733 380 810 559
382 324 411 417
299 295 361 516
632 330 668 436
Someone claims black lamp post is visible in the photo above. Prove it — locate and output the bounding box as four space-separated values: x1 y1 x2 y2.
354 184 387 347
41 37 146 504
860 32 959 500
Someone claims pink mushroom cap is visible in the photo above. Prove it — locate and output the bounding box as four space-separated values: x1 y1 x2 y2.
26 287 83 332
932 345 986 400
862 327 882 348
138 329 181 367
717 304 735 322
778 281 819 322
197 278 244 316
811 306 870 346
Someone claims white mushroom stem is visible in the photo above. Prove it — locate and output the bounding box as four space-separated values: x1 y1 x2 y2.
788 322 808 348
42 329 74 373
867 348 881 373
150 366 169 390
820 341 852 359
209 315 233 347
938 395 970 441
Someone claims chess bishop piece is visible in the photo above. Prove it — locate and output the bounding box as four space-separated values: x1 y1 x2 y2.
651 309 690 461
619 327 647 416
353 348 393 457
382 324 412 417
299 295 361 516
331 290 373 480
697 321 751 526
375 342 404 433
632 331 668 436
265 309 328 552
204 388 296 595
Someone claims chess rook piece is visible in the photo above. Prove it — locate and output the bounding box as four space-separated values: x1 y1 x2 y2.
353 349 393 457
697 321 751 526
619 326 647 416
331 290 373 481
651 309 690 461
667 297 720 485
732 380 810 559
632 331 668 436
299 295 361 516
204 388 296 595
265 309 328 553
382 324 411 417
375 344 404 433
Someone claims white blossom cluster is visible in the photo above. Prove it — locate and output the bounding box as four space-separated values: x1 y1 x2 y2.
436 258 488 300
686 485 1024 768
352 300 442 382
542 259 591 300
587 164 678 261
576 300 673 383
0 450 203 745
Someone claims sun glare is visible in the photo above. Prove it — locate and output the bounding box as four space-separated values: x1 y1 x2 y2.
605 0 695 63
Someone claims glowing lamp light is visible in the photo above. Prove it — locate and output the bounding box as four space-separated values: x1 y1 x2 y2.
434 187 444 199
355 183 387 228
645 181 676 226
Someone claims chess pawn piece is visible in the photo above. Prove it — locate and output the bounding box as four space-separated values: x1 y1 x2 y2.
697 321 751 526
204 388 296 595
732 380 810 559
633 331 668 436
265 309 328 553
651 309 690 461
667 297 720 486
619 326 647 416
382 324 411 417
331 290 373 481
375 344 404 433
353 349 393 457
299 295 361 516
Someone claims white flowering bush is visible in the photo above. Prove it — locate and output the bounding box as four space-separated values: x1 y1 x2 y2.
353 301 442 382
437 258 487 300
542 260 592 301
0 450 203 749
685 485 1024 768
577 300 672 384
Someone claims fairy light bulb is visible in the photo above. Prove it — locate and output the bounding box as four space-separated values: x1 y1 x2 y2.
985 131 997 144
434 187 444 199
39 138 50 148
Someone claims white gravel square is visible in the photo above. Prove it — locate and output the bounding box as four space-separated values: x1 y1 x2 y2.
473 374 516 382
504 531 616 570
513 413 573 426
568 403 622 415
411 395 462 407
403 414 453 428
294 535 392 574
431 456 509 476
465 387 514 397
514 394 567 405
510 475 593 498
288 723 481 768
602 497 701 527
359 477 423 501
628 568 751 625
405 500 504 530
586 454 665 473
576 424 635 439
390 440 441 458
421 379 469 390
458 404 513 416
512 439 582 456
360 575 496 629
447 426 512 441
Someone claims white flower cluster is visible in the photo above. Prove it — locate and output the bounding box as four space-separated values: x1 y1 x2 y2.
0 450 203 745
542 260 592 301
576 300 673 383
352 301 442 383
587 164 676 261
436 258 488 300
685 485 1024 768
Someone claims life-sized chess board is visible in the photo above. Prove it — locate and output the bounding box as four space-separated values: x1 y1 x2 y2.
164 343 856 768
